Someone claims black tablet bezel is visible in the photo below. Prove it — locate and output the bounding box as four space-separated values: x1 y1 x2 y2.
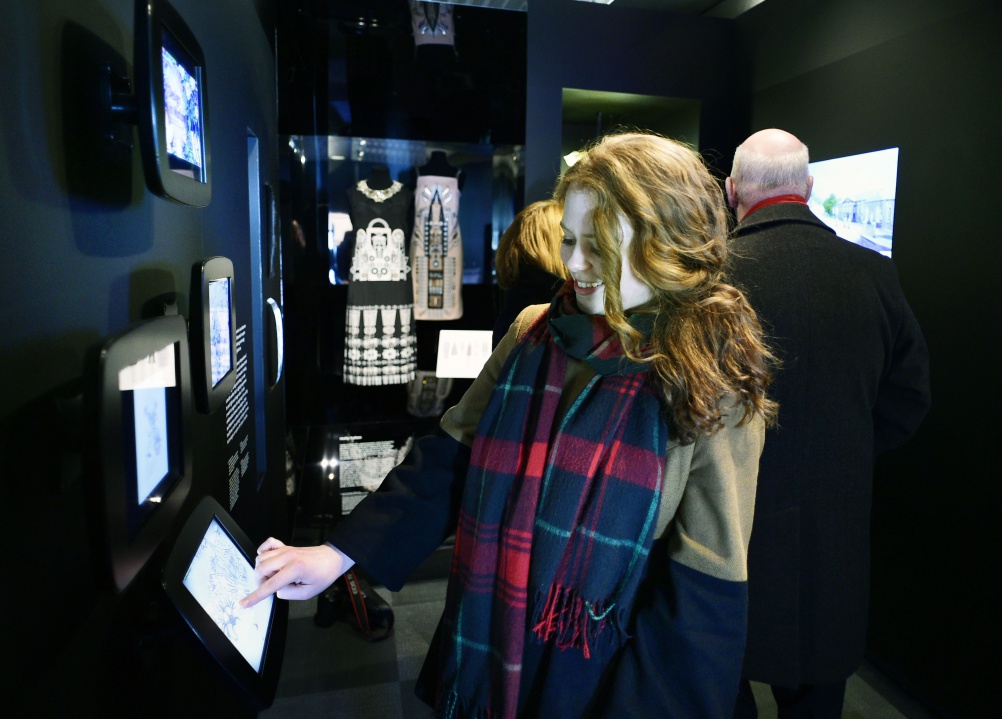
136 0 212 207
162 495 287 707
96 314 192 592
189 256 237 414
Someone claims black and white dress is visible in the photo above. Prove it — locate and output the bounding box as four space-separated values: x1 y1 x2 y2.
343 180 417 386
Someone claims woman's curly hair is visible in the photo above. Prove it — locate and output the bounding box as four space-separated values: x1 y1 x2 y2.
554 131 778 444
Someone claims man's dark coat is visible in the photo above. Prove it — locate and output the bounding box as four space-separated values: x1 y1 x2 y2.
727 202 931 686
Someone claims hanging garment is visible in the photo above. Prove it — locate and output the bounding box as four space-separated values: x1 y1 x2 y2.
411 173 463 320
343 180 417 386
410 1 456 48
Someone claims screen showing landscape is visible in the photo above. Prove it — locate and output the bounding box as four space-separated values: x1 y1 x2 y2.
807 147 899 257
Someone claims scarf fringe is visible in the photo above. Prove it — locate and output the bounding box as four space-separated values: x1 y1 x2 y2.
436 690 495 719
529 583 621 660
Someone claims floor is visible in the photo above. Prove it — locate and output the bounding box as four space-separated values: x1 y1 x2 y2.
259 576 445 719
259 572 939 719
750 664 936 719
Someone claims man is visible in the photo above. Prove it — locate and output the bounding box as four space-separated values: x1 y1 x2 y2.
725 129 931 718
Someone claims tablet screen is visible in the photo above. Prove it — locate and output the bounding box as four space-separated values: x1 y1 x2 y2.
182 517 273 673
162 495 286 707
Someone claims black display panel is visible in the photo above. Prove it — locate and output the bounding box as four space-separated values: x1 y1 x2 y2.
93 314 192 592
162 495 287 707
135 0 211 206
190 256 237 414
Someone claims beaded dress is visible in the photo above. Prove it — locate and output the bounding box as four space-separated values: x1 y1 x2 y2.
343 179 417 386
411 172 463 320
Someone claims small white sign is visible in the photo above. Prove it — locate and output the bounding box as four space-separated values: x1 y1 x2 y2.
435 330 494 379
118 343 177 391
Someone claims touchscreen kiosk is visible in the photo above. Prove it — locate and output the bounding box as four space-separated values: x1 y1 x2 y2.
93 314 192 592
162 495 287 707
135 0 211 206
190 256 237 414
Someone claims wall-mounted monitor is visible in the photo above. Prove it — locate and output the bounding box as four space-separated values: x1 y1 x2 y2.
162 495 287 708
135 0 211 206
92 314 192 592
190 257 237 414
807 147 899 258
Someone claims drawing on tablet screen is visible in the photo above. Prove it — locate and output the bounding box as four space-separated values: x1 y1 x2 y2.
183 518 273 672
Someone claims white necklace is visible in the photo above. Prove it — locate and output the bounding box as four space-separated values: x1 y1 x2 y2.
357 179 403 203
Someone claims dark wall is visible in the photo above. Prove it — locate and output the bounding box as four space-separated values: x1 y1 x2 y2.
735 0 1000 714
525 3 746 202
277 1 526 143
0 0 284 714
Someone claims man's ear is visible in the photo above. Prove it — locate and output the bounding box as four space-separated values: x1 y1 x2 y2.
725 177 738 209
804 176 814 202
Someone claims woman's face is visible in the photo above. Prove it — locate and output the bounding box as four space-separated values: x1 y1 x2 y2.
560 187 653 316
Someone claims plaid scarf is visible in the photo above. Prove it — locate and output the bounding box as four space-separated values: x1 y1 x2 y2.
433 285 670 719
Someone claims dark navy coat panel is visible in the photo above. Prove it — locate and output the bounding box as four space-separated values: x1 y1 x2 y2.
726 203 931 686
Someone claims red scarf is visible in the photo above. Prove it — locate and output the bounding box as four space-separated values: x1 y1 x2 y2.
431 286 669 718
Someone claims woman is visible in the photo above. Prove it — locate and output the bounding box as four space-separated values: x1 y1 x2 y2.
492 199 568 347
242 132 777 718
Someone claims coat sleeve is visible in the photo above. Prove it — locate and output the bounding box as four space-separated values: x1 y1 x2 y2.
325 311 533 591
873 279 931 456
592 402 764 718
325 429 469 591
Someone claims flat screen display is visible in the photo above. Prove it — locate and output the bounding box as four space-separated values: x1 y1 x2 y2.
117 341 182 530
182 517 273 673
190 256 236 413
807 147 899 257
95 314 192 593
135 0 211 206
208 277 232 387
161 28 204 181
162 496 287 706
132 385 170 505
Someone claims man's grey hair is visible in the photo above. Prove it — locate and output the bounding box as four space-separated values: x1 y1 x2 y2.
731 140 810 207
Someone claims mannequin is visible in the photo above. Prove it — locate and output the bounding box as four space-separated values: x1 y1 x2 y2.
418 150 463 188
364 164 393 191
